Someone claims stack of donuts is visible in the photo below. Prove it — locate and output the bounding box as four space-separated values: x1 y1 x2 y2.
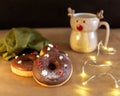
11 44 73 87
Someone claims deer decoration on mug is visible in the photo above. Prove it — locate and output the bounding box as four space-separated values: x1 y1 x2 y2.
68 7 110 53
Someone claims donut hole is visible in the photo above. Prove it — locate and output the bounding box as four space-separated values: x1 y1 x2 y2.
48 63 57 70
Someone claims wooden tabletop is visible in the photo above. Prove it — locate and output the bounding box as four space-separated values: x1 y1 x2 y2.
0 28 120 96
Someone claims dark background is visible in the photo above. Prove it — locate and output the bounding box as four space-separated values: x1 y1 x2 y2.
0 0 119 29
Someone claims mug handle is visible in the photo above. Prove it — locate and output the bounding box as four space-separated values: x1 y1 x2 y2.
99 21 110 47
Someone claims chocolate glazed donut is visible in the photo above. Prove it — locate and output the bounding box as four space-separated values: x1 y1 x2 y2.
11 53 37 77
33 50 73 87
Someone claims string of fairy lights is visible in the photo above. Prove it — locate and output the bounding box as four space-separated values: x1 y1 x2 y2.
80 41 119 88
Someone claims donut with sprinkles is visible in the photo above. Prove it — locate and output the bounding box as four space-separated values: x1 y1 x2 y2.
33 48 73 87
11 53 37 77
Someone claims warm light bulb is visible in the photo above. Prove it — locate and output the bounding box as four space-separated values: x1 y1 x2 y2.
97 61 113 67
110 89 120 96
103 46 107 50
89 56 96 61
105 61 112 64
108 48 116 54
115 84 119 89
81 71 87 78
105 61 112 66
102 47 116 55
75 86 90 96
82 81 87 85
108 48 114 51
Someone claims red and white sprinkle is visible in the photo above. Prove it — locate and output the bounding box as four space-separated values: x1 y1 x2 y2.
36 55 40 58
54 45 59 49
64 64 68 68
44 54 49 58
48 44 54 48
22 53 25 56
59 56 64 60
65 53 68 56
59 70 63 76
31 52 36 55
18 60 22 64
47 47 51 51
15 56 18 59
37 61 42 66
41 70 48 76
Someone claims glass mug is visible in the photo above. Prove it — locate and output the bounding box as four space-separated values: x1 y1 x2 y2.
68 8 110 53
